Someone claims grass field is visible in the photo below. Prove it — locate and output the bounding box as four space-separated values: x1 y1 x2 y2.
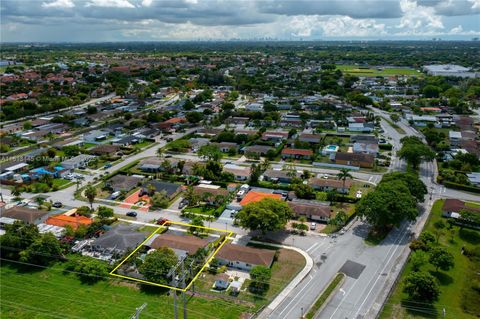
336 65 420 77
379 200 480 319
0 260 252 319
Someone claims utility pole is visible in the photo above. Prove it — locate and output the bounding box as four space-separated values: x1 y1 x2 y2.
130 303 147 319
181 259 187 319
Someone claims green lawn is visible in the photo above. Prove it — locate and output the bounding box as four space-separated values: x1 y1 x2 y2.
380 200 480 319
0 260 251 319
336 65 420 77
52 178 72 189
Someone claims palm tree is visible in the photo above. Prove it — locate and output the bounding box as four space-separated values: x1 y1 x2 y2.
260 158 271 171
11 187 22 199
336 168 353 193
84 184 97 210
157 147 164 158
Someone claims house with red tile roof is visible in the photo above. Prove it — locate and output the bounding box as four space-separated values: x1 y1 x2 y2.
239 191 282 206
281 148 313 160
46 213 93 230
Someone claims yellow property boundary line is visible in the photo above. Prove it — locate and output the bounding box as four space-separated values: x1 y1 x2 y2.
109 220 233 292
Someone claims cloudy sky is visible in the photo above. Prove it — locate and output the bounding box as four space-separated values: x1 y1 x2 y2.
1 0 479 42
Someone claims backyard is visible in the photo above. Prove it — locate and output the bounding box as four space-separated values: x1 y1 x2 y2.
379 199 480 319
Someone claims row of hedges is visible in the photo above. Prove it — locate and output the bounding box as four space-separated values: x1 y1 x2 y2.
443 181 480 194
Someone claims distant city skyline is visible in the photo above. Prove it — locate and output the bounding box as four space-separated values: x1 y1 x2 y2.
1 0 479 42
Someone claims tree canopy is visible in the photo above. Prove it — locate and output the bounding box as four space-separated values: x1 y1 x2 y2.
139 247 177 284
235 198 293 234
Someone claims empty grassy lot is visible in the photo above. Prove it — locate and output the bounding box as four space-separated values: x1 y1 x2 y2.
336 65 420 77
379 199 480 319
0 259 252 319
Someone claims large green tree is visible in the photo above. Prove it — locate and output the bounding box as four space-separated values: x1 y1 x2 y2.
19 233 63 266
236 198 293 234
198 144 223 162
398 136 435 169
403 271 439 302
380 172 427 202
356 180 418 230
249 265 272 294
84 184 97 210
139 247 177 284
428 247 454 272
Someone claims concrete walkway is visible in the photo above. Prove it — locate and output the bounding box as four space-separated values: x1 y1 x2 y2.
253 240 314 319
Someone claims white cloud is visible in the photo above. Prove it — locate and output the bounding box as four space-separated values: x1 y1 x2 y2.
141 0 152 7
85 0 135 8
470 0 480 9
398 0 444 32
42 0 75 8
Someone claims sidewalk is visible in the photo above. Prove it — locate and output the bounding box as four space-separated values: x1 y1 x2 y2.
253 240 314 319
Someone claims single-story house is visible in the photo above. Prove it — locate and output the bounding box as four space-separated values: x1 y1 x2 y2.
308 178 352 194
262 169 299 184
2 162 29 174
298 133 322 144
90 224 147 254
335 152 375 168
243 145 274 156
281 148 313 160
89 144 121 157
448 131 462 146
1 206 49 225
138 158 163 173
441 199 480 218
107 174 144 192
348 123 374 132
148 233 209 258
262 131 289 142
46 213 93 230
189 138 211 152
193 185 230 203
216 244 276 271
288 201 333 222
112 135 143 147
141 180 182 199
239 191 283 206
83 130 109 143
213 142 239 153
61 154 96 170
353 142 379 155
223 164 251 181
214 273 230 290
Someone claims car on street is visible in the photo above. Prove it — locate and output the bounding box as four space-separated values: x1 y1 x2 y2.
310 222 317 230
104 164 112 169
52 202 63 208
126 211 137 217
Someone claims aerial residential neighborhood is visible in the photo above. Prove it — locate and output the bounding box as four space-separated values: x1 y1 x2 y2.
1 2 480 319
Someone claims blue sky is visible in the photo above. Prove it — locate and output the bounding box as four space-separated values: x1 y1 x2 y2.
1 0 479 42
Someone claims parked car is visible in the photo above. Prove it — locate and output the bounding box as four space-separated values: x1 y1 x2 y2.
104 164 112 169
126 211 137 217
52 202 63 208
310 222 317 230
178 199 189 209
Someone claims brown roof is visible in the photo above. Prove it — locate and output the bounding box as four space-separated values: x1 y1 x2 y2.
108 174 143 191
442 199 480 213
309 178 353 189
335 152 375 163
216 244 275 267
149 234 209 255
90 144 121 155
282 148 313 156
1 206 48 224
288 201 332 218
193 186 229 198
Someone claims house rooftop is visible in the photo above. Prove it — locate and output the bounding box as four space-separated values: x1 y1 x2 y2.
216 244 275 267
1 206 49 224
240 191 282 206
